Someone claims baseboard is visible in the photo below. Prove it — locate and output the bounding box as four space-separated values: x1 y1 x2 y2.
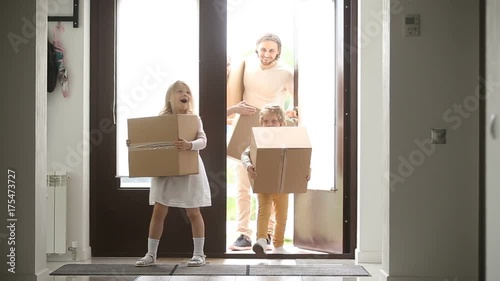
36 267 50 281
46 245 92 262
380 269 389 281
355 248 382 263
0 267 49 281
81 245 92 261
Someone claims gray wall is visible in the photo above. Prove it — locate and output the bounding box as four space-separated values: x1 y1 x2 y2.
382 0 479 279
0 0 48 280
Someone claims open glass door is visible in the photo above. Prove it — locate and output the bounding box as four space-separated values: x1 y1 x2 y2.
293 0 342 254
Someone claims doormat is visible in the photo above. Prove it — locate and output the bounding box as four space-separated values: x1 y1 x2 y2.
49 264 177 276
50 263 370 276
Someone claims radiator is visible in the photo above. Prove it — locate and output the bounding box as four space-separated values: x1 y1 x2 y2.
46 171 69 254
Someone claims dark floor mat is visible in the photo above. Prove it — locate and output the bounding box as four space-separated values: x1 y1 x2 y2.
50 263 370 276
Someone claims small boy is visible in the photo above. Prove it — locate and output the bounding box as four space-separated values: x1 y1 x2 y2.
241 103 310 255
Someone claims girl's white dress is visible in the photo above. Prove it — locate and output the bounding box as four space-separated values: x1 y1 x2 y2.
149 116 212 208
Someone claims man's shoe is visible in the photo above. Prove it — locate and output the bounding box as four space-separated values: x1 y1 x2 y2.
266 234 273 250
228 234 252 251
252 238 267 257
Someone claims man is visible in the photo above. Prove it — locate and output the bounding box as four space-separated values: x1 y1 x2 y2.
226 33 294 250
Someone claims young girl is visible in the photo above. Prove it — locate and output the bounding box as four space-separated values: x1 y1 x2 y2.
135 80 211 267
241 104 310 255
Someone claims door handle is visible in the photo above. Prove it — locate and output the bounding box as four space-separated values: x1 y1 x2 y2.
490 114 497 139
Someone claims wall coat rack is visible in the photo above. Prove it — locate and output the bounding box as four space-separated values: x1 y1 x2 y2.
48 0 79 28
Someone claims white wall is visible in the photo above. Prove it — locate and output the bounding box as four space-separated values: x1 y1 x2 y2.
357 0 384 264
486 1 500 280
381 0 479 280
46 0 90 262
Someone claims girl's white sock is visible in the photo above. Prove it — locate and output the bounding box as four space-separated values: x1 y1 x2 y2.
147 238 160 259
193 237 205 257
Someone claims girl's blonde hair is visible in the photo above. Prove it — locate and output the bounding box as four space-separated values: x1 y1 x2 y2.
159 80 195 115
259 103 286 124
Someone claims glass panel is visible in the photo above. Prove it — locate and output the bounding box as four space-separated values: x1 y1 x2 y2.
226 0 336 252
296 0 336 191
116 0 199 187
226 0 296 250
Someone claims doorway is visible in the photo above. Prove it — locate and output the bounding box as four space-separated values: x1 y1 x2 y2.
90 0 357 258
225 0 343 255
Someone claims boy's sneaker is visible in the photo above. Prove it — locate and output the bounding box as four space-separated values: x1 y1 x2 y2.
273 246 288 254
252 238 267 257
228 234 252 251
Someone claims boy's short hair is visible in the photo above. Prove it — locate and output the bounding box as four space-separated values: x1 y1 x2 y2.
260 104 286 123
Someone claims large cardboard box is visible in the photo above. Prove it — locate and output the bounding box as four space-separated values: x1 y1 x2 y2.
227 112 261 160
227 110 299 161
249 127 312 193
127 115 199 177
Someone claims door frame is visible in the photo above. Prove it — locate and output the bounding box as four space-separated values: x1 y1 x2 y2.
90 0 358 259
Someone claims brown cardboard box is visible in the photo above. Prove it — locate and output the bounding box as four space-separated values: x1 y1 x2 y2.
249 126 312 193
227 112 261 160
227 109 298 161
127 115 199 177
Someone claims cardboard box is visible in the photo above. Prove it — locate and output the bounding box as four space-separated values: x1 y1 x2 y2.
249 126 312 193
227 110 298 160
127 115 199 177
227 112 261 160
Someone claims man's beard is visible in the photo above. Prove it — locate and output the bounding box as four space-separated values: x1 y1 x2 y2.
261 57 276 65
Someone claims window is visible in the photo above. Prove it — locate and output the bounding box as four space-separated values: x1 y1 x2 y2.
116 0 199 187
296 0 336 190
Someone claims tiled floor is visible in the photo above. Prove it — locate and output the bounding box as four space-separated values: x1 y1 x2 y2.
47 257 382 281
46 222 376 280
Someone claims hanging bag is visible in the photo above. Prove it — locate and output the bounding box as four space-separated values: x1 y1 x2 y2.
52 22 69 98
47 41 58 93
